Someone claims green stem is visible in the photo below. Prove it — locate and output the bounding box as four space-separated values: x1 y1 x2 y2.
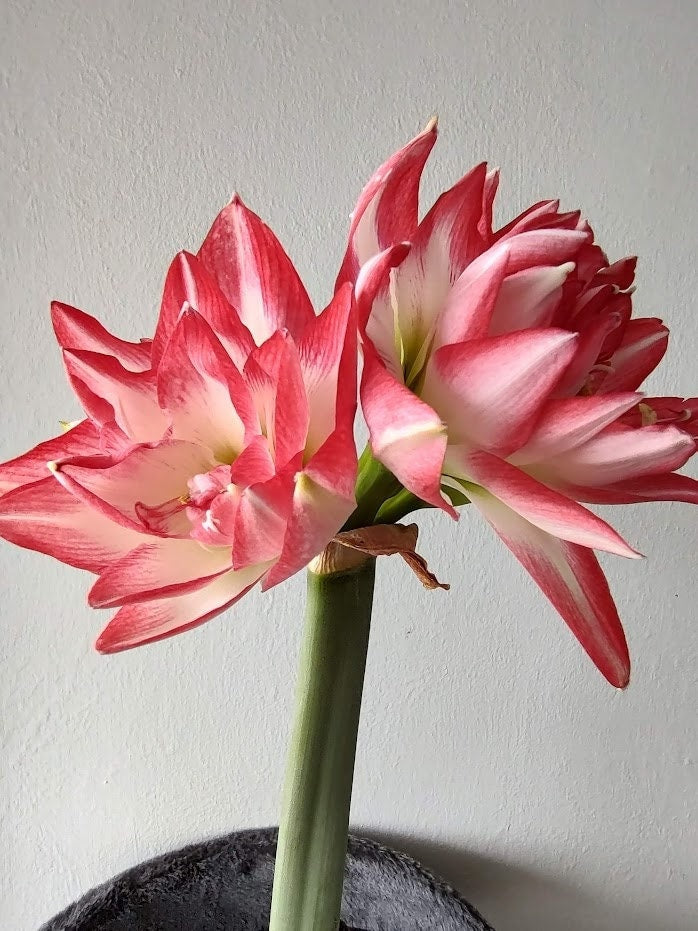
269 558 376 931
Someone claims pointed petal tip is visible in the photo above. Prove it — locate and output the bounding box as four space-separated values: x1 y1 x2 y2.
423 114 439 134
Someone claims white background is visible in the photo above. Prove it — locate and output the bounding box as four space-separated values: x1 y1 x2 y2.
1 2 696 929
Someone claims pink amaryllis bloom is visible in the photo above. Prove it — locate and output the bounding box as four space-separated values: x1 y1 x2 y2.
0 196 357 652
340 121 698 687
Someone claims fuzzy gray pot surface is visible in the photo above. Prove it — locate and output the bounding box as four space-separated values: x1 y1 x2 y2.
41 827 495 930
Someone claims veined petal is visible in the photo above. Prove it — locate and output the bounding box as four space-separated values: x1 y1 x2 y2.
95 563 270 653
89 539 233 607
600 318 669 392
298 283 357 457
361 344 453 514
157 308 258 460
336 120 437 286
0 420 102 494
63 349 167 442
51 440 215 533
426 329 579 453
229 435 275 487
198 194 314 345
465 483 631 687
511 393 642 464
51 302 151 371
153 251 255 370
0 478 144 573
454 450 639 558
436 245 510 346
488 263 576 336
544 423 696 487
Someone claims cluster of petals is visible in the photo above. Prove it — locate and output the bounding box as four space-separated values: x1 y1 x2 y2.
0 197 357 652
339 121 698 687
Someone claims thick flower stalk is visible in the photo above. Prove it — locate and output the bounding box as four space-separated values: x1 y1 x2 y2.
340 120 698 688
0 195 358 651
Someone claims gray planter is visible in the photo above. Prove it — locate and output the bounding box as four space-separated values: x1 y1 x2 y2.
41 827 494 930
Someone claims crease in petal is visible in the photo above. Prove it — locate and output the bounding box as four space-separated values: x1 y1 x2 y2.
51 302 151 371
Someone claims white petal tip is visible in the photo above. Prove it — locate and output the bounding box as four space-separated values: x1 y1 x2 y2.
423 114 438 133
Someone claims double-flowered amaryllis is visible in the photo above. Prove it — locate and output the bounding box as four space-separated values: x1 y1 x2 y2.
0 196 358 653
339 120 698 688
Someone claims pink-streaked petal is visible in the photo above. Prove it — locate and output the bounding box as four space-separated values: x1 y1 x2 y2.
465 483 631 687
245 330 310 469
0 478 144 573
51 440 215 533
454 449 639 557
426 329 578 453
88 539 233 608
554 311 625 397
231 469 296 570
595 256 637 291
153 251 255 370
63 349 167 442
568 472 698 505
437 246 510 346
198 195 314 345
51 303 151 372
488 263 575 336
95 562 270 653
355 243 411 330
299 284 357 457
157 309 258 460
494 228 590 268
229 435 275 488
494 200 562 239
600 318 669 392
361 344 453 514
0 420 102 494
478 168 499 243
336 121 437 287
545 423 696 487
511 393 642 464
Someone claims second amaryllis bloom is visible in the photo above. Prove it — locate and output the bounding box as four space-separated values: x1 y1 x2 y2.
0 197 357 652
341 121 698 687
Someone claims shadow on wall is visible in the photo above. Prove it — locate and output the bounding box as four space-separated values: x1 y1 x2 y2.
362 830 679 931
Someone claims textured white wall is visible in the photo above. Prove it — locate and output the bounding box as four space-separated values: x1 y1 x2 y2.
1 1 696 929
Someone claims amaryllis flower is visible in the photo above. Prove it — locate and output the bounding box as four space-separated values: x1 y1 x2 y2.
0 196 357 652
340 121 698 687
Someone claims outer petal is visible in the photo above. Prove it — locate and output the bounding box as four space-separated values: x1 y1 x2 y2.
455 450 639 558
95 562 270 653
0 478 144 572
511 393 642 464
89 539 233 607
464 483 631 688
63 349 167 442
568 472 698 505
51 303 151 371
197 194 314 345
336 120 437 286
51 440 215 532
0 420 102 494
425 329 579 453
361 343 453 515
157 308 258 460
152 251 255 370
543 424 696 488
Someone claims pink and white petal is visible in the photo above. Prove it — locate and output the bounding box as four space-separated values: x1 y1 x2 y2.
495 228 590 270
454 449 639 557
336 120 437 286
0 420 102 494
152 251 255 370
89 539 233 607
600 318 669 393
567 472 698 505
95 562 270 653
198 195 314 345
355 243 411 331
52 440 215 532
229 435 276 488
299 284 357 457
362 345 452 514
511 393 642 464
425 329 579 453
0 477 144 573
63 349 167 442
494 200 561 239
546 423 696 488
553 311 625 397
413 161 488 279
437 246 511 347
158 309 257 460
465 483 631 687
488 263 575 336
231 469 296 570
478 167 500 243
51 302 152 372
595 256 637 291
